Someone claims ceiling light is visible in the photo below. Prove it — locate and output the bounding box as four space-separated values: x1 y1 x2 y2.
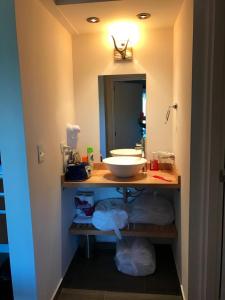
86 17 100 23
136 13 151 20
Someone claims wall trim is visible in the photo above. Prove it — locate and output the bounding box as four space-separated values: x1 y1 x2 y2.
39 0 78 35
180 285 186 300
50 278 63 300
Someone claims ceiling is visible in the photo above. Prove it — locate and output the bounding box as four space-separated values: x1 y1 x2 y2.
53 0 183 34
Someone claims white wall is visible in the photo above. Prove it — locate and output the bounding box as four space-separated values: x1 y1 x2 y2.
15 0 77 299
173 0 193 298
73 28 174 160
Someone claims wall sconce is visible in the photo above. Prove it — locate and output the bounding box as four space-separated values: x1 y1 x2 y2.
111 36 133 61
109 22 139 62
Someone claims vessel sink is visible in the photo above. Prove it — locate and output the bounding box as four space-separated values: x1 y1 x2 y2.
110 148 142 157
103 156 147 178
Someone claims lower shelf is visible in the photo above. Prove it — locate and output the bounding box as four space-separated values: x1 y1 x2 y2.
0 245 9 254
69 223 177 239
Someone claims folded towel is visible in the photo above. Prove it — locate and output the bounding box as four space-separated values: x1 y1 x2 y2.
73 215 93 224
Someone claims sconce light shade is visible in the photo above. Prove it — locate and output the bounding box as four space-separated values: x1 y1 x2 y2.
112 36 133 61
109 22 139 61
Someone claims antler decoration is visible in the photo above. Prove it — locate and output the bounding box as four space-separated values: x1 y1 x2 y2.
112 35 129 60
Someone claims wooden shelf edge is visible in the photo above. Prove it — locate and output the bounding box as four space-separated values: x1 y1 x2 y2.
69 223 177 239
61 170 181 189
62 181 180 189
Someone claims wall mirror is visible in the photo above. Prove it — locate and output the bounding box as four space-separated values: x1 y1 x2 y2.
98 74 146 158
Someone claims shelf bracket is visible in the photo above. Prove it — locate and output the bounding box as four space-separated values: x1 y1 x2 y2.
123 187 129 203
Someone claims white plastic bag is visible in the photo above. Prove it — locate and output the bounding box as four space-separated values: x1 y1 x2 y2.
115 238 156 276
129 193 174 225
92 198 128 239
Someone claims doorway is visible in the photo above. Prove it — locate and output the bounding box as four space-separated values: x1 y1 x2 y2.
98 74 146 157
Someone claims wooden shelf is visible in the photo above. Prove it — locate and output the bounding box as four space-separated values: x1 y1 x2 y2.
0 178 4 193
0 196 5 210
62 168 180 189
0 214 8 244
0 244 9 253
69 223 177 239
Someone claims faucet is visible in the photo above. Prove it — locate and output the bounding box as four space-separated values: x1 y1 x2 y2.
135 138 145 158
135 139 147 173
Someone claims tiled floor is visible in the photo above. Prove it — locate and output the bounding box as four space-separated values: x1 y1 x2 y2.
56 243 182 300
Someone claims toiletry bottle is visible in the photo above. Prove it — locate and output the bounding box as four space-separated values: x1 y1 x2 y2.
87 147 94 170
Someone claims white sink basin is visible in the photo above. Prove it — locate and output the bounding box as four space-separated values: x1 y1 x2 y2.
103 156 147 178
110 148 142 157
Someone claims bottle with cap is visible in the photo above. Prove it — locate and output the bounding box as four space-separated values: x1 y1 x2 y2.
87 147 94 170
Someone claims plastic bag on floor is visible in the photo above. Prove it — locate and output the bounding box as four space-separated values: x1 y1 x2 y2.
115 238 156 276
128 193 174 225
92 198 128 239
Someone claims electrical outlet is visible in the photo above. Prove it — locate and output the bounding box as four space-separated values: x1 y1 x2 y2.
37 145 45 164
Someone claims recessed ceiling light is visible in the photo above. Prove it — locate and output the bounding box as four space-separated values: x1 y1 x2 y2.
136 13 151 20
86 17 100 23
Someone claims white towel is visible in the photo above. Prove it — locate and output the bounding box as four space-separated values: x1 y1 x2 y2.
66 124 80 149
73 215 92 224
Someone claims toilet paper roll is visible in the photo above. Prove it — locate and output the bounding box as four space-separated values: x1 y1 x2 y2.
67 124 80 149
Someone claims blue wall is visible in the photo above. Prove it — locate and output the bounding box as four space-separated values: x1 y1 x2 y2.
0 1 37 299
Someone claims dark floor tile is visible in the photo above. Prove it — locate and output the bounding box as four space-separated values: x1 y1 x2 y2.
145 246 181 295
62 243 181 296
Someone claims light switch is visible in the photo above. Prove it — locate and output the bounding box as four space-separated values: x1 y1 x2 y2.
37 145 45 164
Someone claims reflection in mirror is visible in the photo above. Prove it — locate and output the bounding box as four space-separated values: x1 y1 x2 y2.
98 74 146 158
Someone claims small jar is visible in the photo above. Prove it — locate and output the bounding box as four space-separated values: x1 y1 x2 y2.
158 152 175 170
150 152 159 171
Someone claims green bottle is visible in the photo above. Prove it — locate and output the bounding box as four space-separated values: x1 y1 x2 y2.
87 147 94 170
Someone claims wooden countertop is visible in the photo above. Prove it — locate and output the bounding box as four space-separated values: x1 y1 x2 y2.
62 166 180 189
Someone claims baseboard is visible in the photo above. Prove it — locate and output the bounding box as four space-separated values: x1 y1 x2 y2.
50 278 63 300
180 285 186 300
61 288 183 300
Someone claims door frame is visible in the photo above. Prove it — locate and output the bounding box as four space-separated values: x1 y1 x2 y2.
113 80 144 149
188 0 225 299
0 1 38 299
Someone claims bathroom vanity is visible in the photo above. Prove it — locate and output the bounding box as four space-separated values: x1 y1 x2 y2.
62 164 180 240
